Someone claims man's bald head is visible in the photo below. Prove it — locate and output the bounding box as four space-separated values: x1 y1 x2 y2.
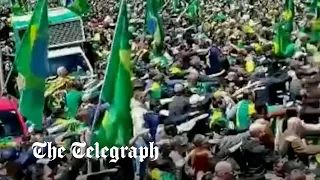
249 123 266 138
215 161 234 180
215 161 233 173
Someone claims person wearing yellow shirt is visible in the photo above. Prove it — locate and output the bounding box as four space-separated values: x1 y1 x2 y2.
245 55 256 74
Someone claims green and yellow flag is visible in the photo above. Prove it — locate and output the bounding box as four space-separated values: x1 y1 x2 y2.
15 0 49 131
11 0 24 15
67 0 89 16
94 0 133 148
273 23 285 56
152 15 165 56
186 0 200 22
273 22 295 57
283 0 294 32
100 0 130 104
145 0 162 34
145 0 165 56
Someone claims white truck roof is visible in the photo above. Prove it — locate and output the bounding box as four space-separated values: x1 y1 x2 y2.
12 8 77 23
48 46 94 75
48 46 84 58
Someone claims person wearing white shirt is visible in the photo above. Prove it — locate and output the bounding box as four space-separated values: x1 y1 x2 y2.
131 91 149 137
130 91 149 180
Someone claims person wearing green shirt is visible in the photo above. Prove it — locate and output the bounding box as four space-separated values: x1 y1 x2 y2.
188 82 212 94
236 92 256 132
66 82 83 118
150 74 165 100
186 72 213 95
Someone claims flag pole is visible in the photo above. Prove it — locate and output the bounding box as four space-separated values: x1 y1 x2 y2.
86 96 102 173
86 0 130 173
0 51 4 96
3 64 13 94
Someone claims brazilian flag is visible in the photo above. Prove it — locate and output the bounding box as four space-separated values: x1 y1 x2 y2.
100 0 130 104
94 0 133 148
145 0 165 56
273 22 295 57
15 0 49 131
282 0 294 32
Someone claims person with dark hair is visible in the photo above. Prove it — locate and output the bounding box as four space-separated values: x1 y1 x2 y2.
254 103 269 120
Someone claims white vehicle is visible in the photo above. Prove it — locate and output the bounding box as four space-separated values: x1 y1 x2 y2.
12 7 94 77
48 46 94 77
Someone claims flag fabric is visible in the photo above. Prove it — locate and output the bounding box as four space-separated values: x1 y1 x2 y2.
67 0 89 16
15 0 49 131
94 0 133 148
100 0 130 104
311 18 320 42
150 168 175 180
273 22 293 57
145 0 160 34
283 0 294 32
152 16 165 56
0 137 16 149
11 0 24 15
315 0 320 18
145 0 165 56
310 0 320 42
310 0 320 18
186 0 200 22
154 0 164 12
172 0 180 12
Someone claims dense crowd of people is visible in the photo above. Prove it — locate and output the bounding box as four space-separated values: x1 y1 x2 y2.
1 0 320 179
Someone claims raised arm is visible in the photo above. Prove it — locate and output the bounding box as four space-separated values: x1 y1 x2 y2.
291 136 320 155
